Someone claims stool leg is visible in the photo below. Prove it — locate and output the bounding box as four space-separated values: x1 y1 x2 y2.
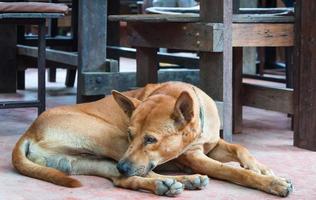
136 47 158 87
37 21 46 115
48 68 56 82
65 69 76 87
17 70 25 90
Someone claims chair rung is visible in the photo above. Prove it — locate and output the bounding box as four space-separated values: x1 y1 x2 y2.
0 100 40 109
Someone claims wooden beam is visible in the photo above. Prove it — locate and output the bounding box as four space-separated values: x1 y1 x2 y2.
233 15 294 23
136 47 158 87
127 22 224 52
109 13 294 23
199 0 233 142
126 22 293 50
109 14 200 23
233 23 294 47
293 0 316 151
77 0 107 102
17 45 78 66
242 83 294 114
81 69 199 96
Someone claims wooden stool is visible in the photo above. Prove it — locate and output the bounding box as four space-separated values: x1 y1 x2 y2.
0 2 68 115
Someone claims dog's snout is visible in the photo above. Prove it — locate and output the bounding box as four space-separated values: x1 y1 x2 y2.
117 160 132 176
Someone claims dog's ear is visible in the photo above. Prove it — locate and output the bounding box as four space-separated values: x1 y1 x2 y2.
112 90 141 117
172 91 194 128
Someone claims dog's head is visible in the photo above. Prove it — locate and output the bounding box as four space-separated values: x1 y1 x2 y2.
112 90 200 177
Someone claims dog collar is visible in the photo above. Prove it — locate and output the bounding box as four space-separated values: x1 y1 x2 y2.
192 87 205 134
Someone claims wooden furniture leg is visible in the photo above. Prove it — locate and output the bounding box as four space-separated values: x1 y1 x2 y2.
37 20 46 115
136 47 158 87
65 69 76 87
77 0 107 103
0 24 17 93
17 70 25 90
293 0 316 151
48 68 56 82
199 0 233 142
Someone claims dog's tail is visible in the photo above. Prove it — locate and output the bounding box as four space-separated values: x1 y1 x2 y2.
12 134 81 187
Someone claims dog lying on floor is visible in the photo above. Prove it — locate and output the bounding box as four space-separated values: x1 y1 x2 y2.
12 81 292 197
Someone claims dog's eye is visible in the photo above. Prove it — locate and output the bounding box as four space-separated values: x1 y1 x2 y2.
144 135 157 145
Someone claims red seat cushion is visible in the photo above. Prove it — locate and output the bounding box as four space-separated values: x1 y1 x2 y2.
0 2 69 14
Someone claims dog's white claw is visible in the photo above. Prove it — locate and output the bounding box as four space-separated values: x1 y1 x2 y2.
155 179 184 196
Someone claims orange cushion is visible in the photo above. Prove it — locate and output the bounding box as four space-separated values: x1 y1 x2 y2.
0 2 69 14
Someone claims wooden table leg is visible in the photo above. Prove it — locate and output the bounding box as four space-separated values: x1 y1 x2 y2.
293 0 316 151
0 24 17 93
233 47 243 134
136 47 158 87
37 21 46 115
199 0 233 142
77 0 107 103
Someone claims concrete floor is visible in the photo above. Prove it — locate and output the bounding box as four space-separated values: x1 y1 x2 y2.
0 67 316 200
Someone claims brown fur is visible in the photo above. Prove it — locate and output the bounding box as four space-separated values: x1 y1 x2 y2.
12 82 292 197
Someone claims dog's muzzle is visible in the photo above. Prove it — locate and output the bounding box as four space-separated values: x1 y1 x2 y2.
117 159 134 176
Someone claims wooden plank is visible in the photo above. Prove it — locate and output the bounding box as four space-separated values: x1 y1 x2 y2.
293 0 316 151
22 36 74 46
127 22 224 52
17 45 78 66
109 13 293 23
81 69 199 95
127 22 293 50
242 83 294 114
136 47 158 87
199 0 233 142
0 24 17 93
238 7 294 14
109 14 200 23
233 23 294 47
0 13 64 19
233 14 294 23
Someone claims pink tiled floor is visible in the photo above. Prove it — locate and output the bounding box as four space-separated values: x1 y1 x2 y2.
0 68 316 199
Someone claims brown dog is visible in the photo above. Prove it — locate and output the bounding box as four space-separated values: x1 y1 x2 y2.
12 81 292 197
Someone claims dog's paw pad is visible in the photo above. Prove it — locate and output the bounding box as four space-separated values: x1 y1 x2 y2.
155 179 184 196
184 175 209 190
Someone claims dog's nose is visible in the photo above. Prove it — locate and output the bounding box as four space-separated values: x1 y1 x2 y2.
117 160 132 176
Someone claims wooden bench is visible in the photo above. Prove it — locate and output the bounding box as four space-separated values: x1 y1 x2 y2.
109 2 295 141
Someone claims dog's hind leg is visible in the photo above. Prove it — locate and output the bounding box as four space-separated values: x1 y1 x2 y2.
178 150 292 197
147 171 209 190
70 158 184 196
207 139 274 175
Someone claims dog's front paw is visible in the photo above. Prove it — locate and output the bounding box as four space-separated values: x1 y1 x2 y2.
183 175 209 190
268 176 293 197
155 178 184 196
